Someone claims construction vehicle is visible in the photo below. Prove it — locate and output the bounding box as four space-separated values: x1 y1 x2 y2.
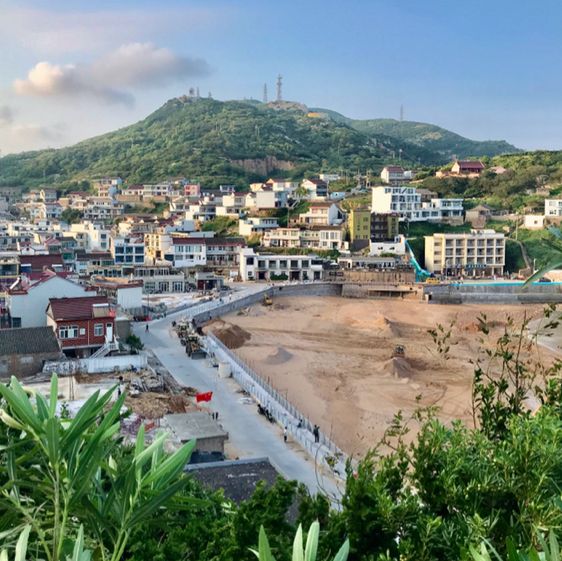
392 345 405 358
175 321 206 359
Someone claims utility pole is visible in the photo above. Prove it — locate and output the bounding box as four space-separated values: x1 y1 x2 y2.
263 83 268 103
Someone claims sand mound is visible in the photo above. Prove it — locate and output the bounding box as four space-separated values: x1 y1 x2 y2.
372 313 402 336
212 324 252 349
382 357 414 379
265 346 293 365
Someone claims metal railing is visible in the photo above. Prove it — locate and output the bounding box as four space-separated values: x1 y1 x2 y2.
206 332 348 479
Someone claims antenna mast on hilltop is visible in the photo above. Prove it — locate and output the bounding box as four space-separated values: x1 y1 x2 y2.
400 104 404 122
276 74 283 102
263 83 268 103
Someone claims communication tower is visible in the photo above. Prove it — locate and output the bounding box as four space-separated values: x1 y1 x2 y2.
276 74 283 102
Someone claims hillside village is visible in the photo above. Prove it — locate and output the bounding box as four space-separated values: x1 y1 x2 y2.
6 156 562 361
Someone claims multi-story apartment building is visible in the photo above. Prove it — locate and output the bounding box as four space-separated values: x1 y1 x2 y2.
68 223 111 252
298 202 344 226
348 208 371 243
263 226 345 251
110 234 145 265
370 213 400 242
142 183 172 198
40 189 58 203
419 199 464 221
424 229 505 277
238 217 279 237
372 186 421 221
371 186 463 222
239 248 325 281
380 166 409 185
163 238 207 268
94 177 123 198
184 183 201 197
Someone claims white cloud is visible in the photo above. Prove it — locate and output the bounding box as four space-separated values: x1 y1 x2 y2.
13 44 211 106
14 62 134 105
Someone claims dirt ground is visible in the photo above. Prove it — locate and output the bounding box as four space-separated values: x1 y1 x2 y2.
209 297 554 457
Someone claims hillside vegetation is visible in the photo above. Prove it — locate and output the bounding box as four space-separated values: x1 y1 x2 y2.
0 97 518 189
312 108 519 159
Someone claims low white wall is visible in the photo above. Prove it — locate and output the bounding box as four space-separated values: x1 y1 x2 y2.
44 354 147 375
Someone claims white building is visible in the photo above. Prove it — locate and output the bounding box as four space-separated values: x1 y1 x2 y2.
301 179 328 200
319 173 340 183
545 199 562 217
239 217 279 237
424 229 505 277
298 202 344 226
371 186 463 222
6 275 96 328
68 223 111 251
110 234 145 265
380 166 408 184
263 226 346 251
163 238 207 268
142 183 172 198
523 215 545 230
369 235 406 256
239 248 325 282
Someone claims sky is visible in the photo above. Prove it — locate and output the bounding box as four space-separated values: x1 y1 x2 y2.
1 0 562 155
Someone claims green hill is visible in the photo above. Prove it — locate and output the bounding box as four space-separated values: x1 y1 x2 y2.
0 97 518 189
311 109 519 159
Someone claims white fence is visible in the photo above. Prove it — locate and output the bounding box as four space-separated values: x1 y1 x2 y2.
206 333 348 479
43 354 147 375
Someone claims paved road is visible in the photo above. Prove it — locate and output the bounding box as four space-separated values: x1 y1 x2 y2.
134 289 341 498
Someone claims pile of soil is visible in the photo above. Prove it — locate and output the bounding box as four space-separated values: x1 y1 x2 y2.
372 313 402 336
382 357 414 379
212 324 252 349
265 347 293 365
125 392 191 418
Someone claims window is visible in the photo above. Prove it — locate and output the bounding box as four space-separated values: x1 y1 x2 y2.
59 325 79 339
94 324 104 337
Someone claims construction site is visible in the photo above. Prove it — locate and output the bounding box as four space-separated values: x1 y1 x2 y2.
207 296 555 457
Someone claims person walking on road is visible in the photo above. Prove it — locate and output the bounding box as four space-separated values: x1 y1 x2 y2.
145 323 149 332
284 426 288 443
313 424 320 443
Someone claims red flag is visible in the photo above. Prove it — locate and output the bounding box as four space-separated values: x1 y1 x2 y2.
196 391 213 403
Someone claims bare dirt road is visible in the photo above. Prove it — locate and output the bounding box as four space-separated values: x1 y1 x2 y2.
208 297 551 456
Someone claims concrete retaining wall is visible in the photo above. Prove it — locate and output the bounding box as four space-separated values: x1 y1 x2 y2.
425 283 562 304
190 283 341 325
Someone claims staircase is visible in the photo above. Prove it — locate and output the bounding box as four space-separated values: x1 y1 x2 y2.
90 338 119 359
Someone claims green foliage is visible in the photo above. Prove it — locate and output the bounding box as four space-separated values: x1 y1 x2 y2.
251 521 349 561
310 109 518 159
60 207 83 224
126 334 144 351
201 216 239 236
1 98 521 190
505 240 526 273
0 374 194 561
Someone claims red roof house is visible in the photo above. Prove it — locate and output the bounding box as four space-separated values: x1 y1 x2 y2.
46 296 115 357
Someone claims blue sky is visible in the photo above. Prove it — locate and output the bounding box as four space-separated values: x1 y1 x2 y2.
1 0 561 154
